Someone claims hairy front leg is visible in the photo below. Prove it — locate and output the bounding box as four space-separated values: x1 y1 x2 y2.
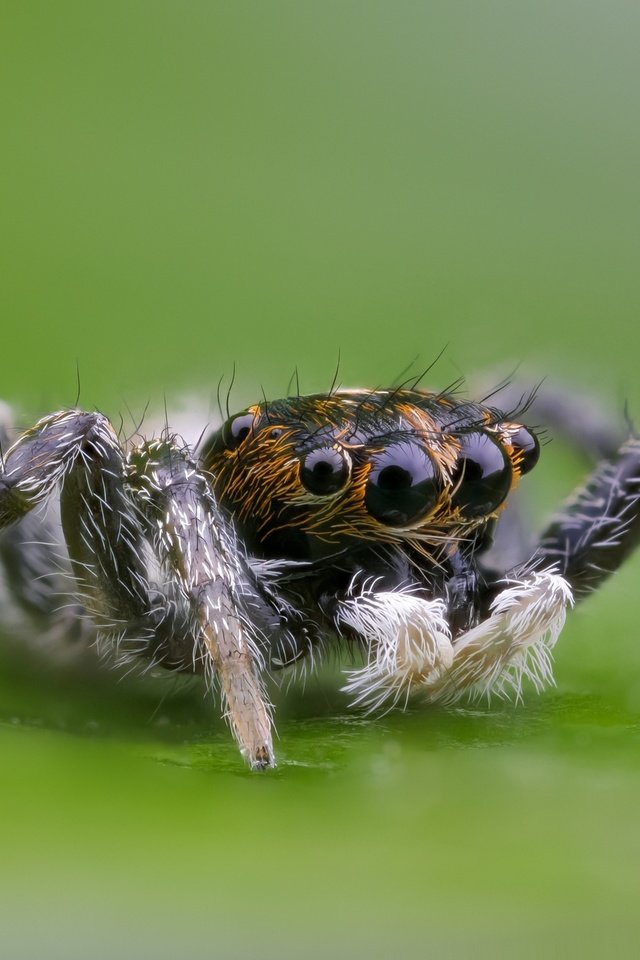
127 438 274 769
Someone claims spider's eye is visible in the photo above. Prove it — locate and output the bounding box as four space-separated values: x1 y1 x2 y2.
452 432 512 518
221 412 255 450
365 440 439 527
300 446 350 496
511 426 540 475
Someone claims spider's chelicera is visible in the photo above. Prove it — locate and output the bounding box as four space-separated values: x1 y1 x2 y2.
0 387 638 768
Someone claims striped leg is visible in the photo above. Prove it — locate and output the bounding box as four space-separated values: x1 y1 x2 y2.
529 437 640 599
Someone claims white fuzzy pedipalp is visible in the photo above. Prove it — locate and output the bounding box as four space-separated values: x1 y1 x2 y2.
340 591 454 710
428 569 573 704
340 569 573 710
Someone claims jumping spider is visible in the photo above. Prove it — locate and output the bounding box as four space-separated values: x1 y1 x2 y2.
0 385 638 769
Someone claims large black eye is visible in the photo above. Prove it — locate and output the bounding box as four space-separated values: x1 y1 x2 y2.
365 440 439 527
300 446 350 496
452 432 512 518
511 426 540 475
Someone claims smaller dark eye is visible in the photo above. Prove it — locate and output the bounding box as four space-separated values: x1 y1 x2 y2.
511 426 539 475
269 428 284 440
300 446 350 496
452 432 512 519
222 412 255 450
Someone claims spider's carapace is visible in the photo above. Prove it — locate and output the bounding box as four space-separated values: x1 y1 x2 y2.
201 388 539 562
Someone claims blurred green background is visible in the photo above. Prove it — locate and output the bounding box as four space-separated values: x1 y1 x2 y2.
2 2 640 957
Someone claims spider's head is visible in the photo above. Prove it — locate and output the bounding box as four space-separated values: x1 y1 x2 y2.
199 389 539 562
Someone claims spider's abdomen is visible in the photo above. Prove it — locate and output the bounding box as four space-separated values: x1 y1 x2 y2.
199 389 539 563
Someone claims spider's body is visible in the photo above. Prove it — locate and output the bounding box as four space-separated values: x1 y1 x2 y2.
202 390 539 656
0 386 638 768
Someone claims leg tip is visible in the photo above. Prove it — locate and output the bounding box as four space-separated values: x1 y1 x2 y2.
247 744 276 771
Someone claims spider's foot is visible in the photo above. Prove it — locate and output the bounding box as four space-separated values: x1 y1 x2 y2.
247 743 276 771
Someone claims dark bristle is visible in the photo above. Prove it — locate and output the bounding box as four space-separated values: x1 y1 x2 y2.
225 362 236 420
328 350 342 397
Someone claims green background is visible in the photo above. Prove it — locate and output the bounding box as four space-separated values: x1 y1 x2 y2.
2 2 640 957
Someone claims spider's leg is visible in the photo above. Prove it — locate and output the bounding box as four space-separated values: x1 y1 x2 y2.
0 410 192 659
482 379 626 573
526 436 640 600
127 438 274 769
0 411 148 634
0 509 90 642
0 407 87 639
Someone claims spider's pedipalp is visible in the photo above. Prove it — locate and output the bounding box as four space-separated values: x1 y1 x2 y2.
339 570 572 709
339 590 453 710
430 569 573 703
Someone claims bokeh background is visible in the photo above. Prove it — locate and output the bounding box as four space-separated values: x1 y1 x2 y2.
2 2 640 957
